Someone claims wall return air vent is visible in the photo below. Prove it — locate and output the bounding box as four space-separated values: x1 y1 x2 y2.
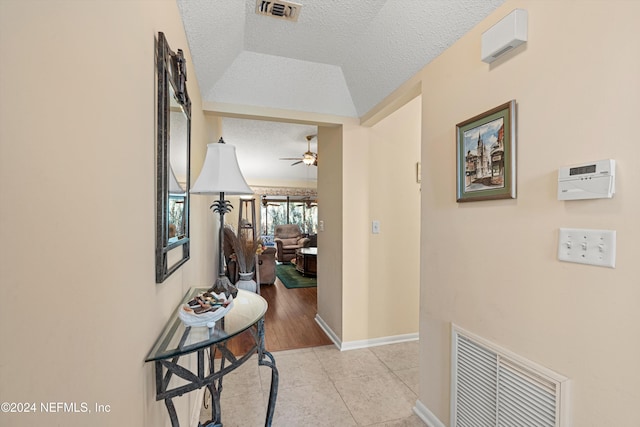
256 0 302 22
451 325 571 427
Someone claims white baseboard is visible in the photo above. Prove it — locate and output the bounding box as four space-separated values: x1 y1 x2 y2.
314 314 341 349
341 332 418 351
413 399 446 427
315 314 418 351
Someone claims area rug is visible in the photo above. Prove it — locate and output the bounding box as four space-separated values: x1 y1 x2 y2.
276 263 317 289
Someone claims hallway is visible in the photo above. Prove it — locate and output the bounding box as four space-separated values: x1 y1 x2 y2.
205 280 423 426
201 341 423 426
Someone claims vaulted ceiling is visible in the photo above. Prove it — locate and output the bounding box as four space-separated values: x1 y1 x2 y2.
178 0 506 182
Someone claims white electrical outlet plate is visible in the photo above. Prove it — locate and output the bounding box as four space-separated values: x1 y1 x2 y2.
558 228 616 268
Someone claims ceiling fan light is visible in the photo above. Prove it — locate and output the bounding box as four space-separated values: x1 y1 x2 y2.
302 155 315 165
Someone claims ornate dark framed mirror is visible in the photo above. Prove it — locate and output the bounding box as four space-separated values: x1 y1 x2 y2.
156 32 191 283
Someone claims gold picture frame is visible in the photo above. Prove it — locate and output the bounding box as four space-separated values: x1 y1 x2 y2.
456 100 516 202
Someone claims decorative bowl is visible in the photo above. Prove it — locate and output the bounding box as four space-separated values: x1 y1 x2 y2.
178 291 234 327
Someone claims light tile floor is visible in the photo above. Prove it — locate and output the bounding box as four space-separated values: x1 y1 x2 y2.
200 341 425 427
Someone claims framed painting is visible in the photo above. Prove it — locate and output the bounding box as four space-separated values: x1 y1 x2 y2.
456 100 516 202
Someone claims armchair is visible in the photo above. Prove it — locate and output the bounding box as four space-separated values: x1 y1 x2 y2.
274 224 310 263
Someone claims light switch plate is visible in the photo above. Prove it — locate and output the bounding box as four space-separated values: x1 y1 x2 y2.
558 228 616 268
372 220 380 234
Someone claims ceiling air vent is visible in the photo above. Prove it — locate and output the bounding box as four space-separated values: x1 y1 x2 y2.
256 0 301 22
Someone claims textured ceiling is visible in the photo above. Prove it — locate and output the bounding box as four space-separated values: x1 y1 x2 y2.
177 0 506 182
179 0 505 117
222 117 318 183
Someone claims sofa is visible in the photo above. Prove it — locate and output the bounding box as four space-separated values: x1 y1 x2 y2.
274 224 311 263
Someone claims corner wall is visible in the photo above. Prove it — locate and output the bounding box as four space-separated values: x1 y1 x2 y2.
0 1 212 426
418 1 640 425
316 125 344 340
321 96 421 345
368 96 421 339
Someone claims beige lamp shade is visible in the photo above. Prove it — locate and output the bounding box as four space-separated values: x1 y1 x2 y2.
191 140 253 195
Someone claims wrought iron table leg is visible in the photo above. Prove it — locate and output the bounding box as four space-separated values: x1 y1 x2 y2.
254 318 278 426
165 398 180 427
202 382 222 426
201 346 222 426
259 351 279 427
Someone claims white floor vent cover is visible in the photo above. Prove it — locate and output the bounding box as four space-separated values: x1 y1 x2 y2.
452 326 570 427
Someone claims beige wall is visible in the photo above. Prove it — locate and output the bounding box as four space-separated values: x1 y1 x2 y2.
0 1 213 426
368 96 421 339
339 98 422 343
339 123 372 342
417 1 640 425
316 125 345 339
191 114 223 285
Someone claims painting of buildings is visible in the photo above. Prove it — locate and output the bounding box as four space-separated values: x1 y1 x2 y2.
463 117 505 191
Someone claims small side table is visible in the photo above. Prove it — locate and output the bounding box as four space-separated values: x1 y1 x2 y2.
145 288 278 426
295 247 317 276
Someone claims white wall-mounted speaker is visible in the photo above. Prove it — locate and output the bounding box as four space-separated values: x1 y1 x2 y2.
481 9 528 63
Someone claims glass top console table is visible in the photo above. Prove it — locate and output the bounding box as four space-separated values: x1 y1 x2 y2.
146 288 278 426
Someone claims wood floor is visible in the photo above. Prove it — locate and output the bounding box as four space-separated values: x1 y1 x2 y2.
225 277 333 355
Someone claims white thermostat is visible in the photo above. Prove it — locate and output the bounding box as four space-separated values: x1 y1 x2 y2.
557 159 615 200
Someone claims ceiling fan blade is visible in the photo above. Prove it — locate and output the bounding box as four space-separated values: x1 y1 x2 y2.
280 135 317 166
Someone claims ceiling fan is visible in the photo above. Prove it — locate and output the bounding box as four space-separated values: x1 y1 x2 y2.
279 134 317 166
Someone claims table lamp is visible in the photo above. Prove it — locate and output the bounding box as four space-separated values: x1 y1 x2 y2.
191 137 253 297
